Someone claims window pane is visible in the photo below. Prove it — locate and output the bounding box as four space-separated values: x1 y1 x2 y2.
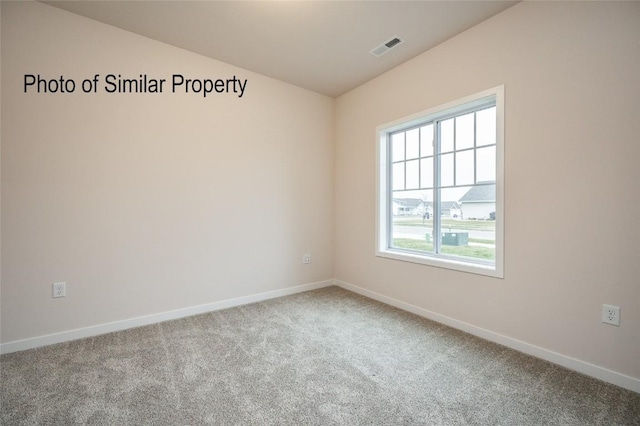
392 162 405 190
406 128 419 160
440 153 454 187
456 150 474 186
391 189 433 253
476 146 496 182
439 188 462 223
420 158 433 188
476 107 496 147
439 185 495 260
456 112 475 150
420 124 433 157
406 160 419 189
440 187 469 208
392 132 405 161
440 118 454 153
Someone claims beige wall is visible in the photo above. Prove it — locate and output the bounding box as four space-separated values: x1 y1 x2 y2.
335 1 640 379
1 2 334 342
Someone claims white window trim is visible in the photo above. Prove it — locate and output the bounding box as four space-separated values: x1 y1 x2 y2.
376 86 504 278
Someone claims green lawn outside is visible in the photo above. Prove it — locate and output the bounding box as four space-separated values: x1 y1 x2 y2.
392 238 495 260
394 216 495 231
469 238 495 245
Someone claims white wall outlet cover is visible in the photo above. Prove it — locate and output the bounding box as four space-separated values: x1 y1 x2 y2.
602 304 620 326
52 282 66 298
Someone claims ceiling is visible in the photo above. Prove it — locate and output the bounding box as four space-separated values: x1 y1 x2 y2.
44 1 518 98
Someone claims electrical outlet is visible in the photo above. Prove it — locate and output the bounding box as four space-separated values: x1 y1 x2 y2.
302 254 312 264
52 282 66 298
602 304 620 326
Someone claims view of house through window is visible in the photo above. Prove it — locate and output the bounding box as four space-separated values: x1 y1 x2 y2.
377 87 503 277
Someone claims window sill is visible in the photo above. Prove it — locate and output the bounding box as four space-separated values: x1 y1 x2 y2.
376 248 503 278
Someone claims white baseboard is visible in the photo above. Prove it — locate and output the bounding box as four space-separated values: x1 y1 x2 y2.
0 280 334 355
3 278 638 394
333 279 640 394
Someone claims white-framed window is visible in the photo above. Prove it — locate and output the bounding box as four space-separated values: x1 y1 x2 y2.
376 86 504 278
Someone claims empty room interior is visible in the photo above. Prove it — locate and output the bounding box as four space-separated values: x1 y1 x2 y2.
1 1 639 424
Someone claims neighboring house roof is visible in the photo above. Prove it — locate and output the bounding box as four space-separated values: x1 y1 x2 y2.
393 198 424 208
393 199 460 209
459 182 496 203
393 198 461 210
441 201 461 210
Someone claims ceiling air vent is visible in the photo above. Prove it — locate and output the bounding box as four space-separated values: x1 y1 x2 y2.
370 36 403 57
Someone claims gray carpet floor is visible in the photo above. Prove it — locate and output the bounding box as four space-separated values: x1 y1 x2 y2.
1 286 639 425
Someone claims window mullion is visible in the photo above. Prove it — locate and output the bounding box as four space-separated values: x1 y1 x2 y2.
473 112 477 184
418 126 421 187
403 133 407 190
387 134 393 250
453 117 457 187
433 122 441 254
